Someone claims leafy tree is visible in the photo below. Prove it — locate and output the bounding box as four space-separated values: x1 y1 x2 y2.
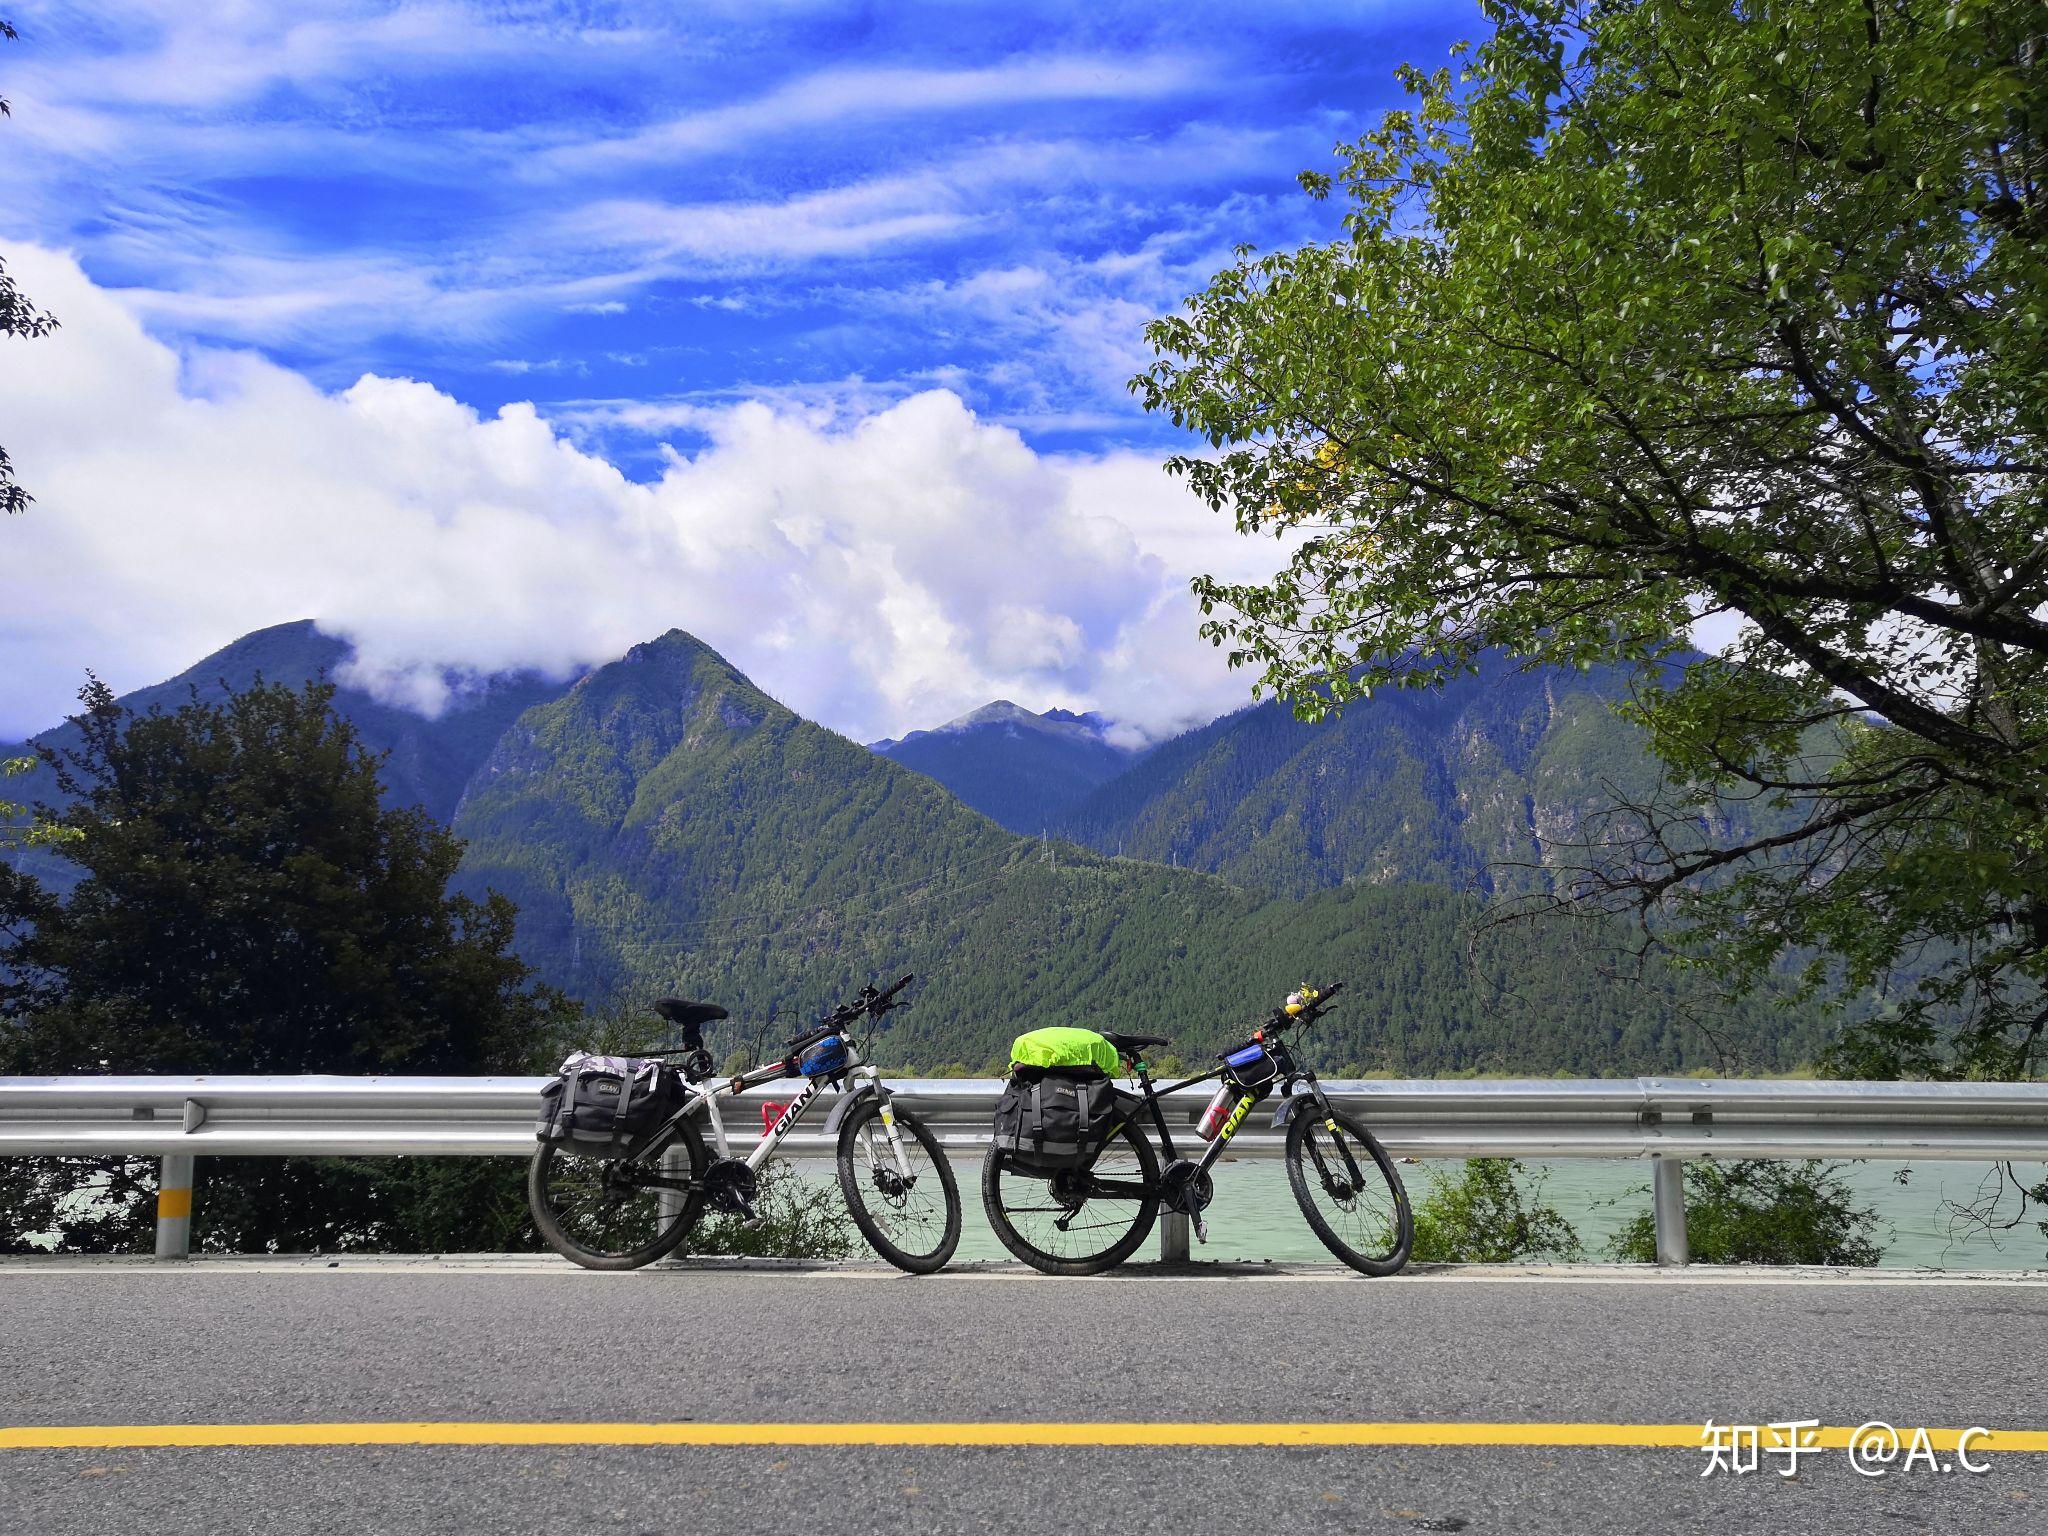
1410 1157 1584 1263
1 18 57 517
0 678 573 1252
1134 0 2048 1078
1610 1159 1884 1265
1 756 76 852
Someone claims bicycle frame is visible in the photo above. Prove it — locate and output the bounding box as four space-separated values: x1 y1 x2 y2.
639 1034 917 1185
1119 1028 1346 1184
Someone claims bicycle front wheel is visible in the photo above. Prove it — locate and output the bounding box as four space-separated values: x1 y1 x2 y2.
981 1117 1160 1276
836 1099 961 1274
528 1118 707 1271
1285 1106 1412 1276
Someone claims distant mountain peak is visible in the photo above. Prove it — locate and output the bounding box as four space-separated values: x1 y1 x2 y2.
868 697 1144 833
873 699 1120 754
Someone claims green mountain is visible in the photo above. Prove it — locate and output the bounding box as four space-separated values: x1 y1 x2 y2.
870 700 1140 834
448 631 1819 1075
12 624 1822 1074
1058 652 1670 899
4 620 571 894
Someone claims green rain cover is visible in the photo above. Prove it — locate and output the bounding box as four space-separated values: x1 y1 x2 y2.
1010 1026 1119 1073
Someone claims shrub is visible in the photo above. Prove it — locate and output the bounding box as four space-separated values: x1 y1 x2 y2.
676 1161 858 1261
1609 1160 1884 1266
1411 1158 1583 1263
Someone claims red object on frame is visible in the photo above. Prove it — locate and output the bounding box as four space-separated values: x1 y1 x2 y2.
761 1100 790 1134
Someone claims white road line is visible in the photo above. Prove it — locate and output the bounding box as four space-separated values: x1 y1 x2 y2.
1 1259 2044 1286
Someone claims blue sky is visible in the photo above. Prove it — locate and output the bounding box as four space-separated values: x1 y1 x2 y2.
0 1 1476 742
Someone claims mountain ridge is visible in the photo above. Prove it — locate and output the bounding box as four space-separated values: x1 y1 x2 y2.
869 695 1140 834
8 623 1824 1074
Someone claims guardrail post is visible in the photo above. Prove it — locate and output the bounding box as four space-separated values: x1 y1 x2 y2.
656 1146 685 1241
1158 1210 1190 1264
1652 1157 1688 1266
155 1154 195 1259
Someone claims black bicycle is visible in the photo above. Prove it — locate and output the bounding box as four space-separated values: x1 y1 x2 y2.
981 983 1412 1276
529 975 961 1274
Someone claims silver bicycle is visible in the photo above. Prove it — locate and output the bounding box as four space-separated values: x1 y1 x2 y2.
528 975 961 1273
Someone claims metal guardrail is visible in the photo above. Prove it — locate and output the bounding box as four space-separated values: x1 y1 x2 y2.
5 1074 2046 1265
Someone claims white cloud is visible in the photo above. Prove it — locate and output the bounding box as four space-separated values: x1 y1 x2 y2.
0 242 1270 745
535 53 1210 176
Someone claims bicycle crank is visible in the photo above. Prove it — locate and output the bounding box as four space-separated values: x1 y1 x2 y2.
701 1157 759 1219
1158 1159 1214 1243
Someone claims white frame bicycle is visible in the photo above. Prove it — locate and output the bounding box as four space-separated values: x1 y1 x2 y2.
527 976 962 1274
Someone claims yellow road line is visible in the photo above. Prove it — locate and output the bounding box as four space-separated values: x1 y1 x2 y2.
2 1422 2045 1452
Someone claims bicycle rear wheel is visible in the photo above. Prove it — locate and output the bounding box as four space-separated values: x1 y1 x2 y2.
528 1118 707 1271
981 1117 1160 1276
836 1099 961 1274
1284 1106 1412 1276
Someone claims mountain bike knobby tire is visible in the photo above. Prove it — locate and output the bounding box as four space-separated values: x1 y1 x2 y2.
981 1117 1161 1276
836 1099 962 1274
529 1116 708 1271
1284 1106 1413 1276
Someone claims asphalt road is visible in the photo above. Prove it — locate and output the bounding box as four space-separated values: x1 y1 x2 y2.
2 1257 2043 1535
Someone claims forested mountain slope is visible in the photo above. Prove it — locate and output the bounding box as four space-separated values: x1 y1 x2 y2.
9 620 568 824
11 624 1822 1074
1057 652 1671 898
870 700 1138 834
450 631 1818 1074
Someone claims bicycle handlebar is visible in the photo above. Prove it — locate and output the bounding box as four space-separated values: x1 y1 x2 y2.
1269 980 1344 1031
781 973 918 1049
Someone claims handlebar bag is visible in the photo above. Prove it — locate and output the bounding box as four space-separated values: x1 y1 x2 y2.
536 1052 683 1157
992 1065 1120 1171
1222 1042 1278 1091
794 1033 851 1079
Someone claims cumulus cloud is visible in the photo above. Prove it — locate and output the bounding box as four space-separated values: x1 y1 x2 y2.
0 242 1273 746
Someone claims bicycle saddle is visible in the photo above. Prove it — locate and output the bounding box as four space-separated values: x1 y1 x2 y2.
1101 1029 1172 1054
653 998 729 1029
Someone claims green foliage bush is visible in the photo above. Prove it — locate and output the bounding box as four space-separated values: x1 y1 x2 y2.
1410 1158 1583 1264
676 1161 858 1262
1609 1160 1885 1267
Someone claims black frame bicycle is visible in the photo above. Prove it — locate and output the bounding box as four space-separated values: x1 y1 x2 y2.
529 975 962 1274
981 983 1412 1276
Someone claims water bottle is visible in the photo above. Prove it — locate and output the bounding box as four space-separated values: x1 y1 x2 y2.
1196 1084 1234 1140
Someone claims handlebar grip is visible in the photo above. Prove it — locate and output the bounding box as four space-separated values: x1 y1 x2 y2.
876 973 914 1007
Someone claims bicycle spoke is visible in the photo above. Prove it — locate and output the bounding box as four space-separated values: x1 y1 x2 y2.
1297 1120 1403 1263
990 1126 1151 1262
850 1120 948 1252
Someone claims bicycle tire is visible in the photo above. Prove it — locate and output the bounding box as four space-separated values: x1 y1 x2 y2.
1284 1106 1412 1276
836 1099 961 1274
981 1116 1161 1276
528 1117 708 1271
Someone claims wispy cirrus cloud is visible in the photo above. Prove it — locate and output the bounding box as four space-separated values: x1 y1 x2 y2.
533 52 1214 176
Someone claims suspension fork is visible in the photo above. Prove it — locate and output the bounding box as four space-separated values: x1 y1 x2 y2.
1292 1073 1366 1190
856 1066 916 1179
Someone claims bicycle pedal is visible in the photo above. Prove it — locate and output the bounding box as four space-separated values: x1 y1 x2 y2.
740 1214 765 1230
1193 1214 1210 1245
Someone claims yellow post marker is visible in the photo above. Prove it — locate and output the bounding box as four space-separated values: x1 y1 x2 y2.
154 1154 195 1259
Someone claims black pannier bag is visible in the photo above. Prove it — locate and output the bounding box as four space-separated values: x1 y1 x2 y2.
992 1066 1121 1170
536 1052 683 1157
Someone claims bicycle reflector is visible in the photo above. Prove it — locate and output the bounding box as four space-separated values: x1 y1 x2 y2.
796 1034 851 1078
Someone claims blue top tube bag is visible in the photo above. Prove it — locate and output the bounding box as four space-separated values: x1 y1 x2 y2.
795 1033 851 1078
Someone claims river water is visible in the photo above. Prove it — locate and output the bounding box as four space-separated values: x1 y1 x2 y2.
816 1156 2047 1269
